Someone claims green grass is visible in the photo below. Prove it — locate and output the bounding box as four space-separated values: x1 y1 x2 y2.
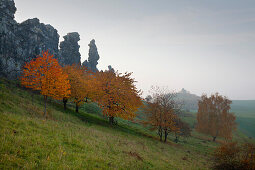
0 78 252 169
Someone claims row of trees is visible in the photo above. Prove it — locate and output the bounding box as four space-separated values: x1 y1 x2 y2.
21 51 236 142
21 51 191 142
21 51 142 124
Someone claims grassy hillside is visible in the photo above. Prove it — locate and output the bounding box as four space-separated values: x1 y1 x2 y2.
0 79 253 169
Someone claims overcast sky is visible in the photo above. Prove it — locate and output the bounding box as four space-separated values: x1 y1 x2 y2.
15 0 255 100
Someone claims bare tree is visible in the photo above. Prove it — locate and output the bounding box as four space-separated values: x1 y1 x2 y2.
143 86 182 142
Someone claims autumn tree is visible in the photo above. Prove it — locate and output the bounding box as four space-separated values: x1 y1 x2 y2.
196 93 236 141
143 87 181 142
21 51 71 117
94 70 142 125
63 64 95 112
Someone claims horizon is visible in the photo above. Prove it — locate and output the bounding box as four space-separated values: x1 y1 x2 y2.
14 0 255 100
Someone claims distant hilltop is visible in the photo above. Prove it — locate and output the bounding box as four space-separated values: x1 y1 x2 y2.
176 88 201 111
0 0 100 79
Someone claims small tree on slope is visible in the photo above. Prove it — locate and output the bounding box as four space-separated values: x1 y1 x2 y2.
94 70 142 125
21 51 71 117
143 87 181 142
196 93 236 141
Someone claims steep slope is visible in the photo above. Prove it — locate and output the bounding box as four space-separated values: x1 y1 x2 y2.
0 79 215 169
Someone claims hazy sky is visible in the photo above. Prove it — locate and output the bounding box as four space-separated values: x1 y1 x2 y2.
15 0 255 100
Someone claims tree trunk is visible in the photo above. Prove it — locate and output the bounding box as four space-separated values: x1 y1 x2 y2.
158 127 163 141
76 103 79 113
63 98 68 110
164 129 168 143
64 101 67 110
109 116 114 125
44 95 47 118
213 136 216 142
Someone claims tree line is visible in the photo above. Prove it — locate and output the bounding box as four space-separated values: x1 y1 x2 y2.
21 51 142 125
21 50 236 142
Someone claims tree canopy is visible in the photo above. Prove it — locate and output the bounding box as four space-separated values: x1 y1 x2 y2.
143 87 181 142
21 51 71 116
196 93 236 141
94 70 142 124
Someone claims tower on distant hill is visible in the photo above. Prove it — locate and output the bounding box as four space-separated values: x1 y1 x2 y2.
180 88 190 94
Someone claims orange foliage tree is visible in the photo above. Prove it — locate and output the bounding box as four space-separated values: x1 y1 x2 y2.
196 93 236 141
94 70 142 125
63 64 96 112
143 87 181 142
21 51 71 117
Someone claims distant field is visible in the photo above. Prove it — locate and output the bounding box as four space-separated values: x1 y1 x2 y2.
231 100 255 138
231 100 255 115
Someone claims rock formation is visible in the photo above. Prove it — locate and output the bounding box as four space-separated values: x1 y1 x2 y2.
82 39 99 72
0 0 82 79
0 0 19 78
16 18 60 62
0 0 60 78
59 32 81 66
108 65 115 72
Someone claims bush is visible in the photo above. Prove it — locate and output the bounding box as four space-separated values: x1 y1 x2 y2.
213 142 255 170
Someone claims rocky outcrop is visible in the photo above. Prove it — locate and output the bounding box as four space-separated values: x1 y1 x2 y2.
108 65 115 72
82 39 99 72
0 0 103 78
0 16 60 78
0 0 19 78
0 0 84 79
16 18 60 62
59 32 81 66
0 0 61 78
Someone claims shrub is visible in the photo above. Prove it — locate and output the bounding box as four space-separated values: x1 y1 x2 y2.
213 142 255 170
